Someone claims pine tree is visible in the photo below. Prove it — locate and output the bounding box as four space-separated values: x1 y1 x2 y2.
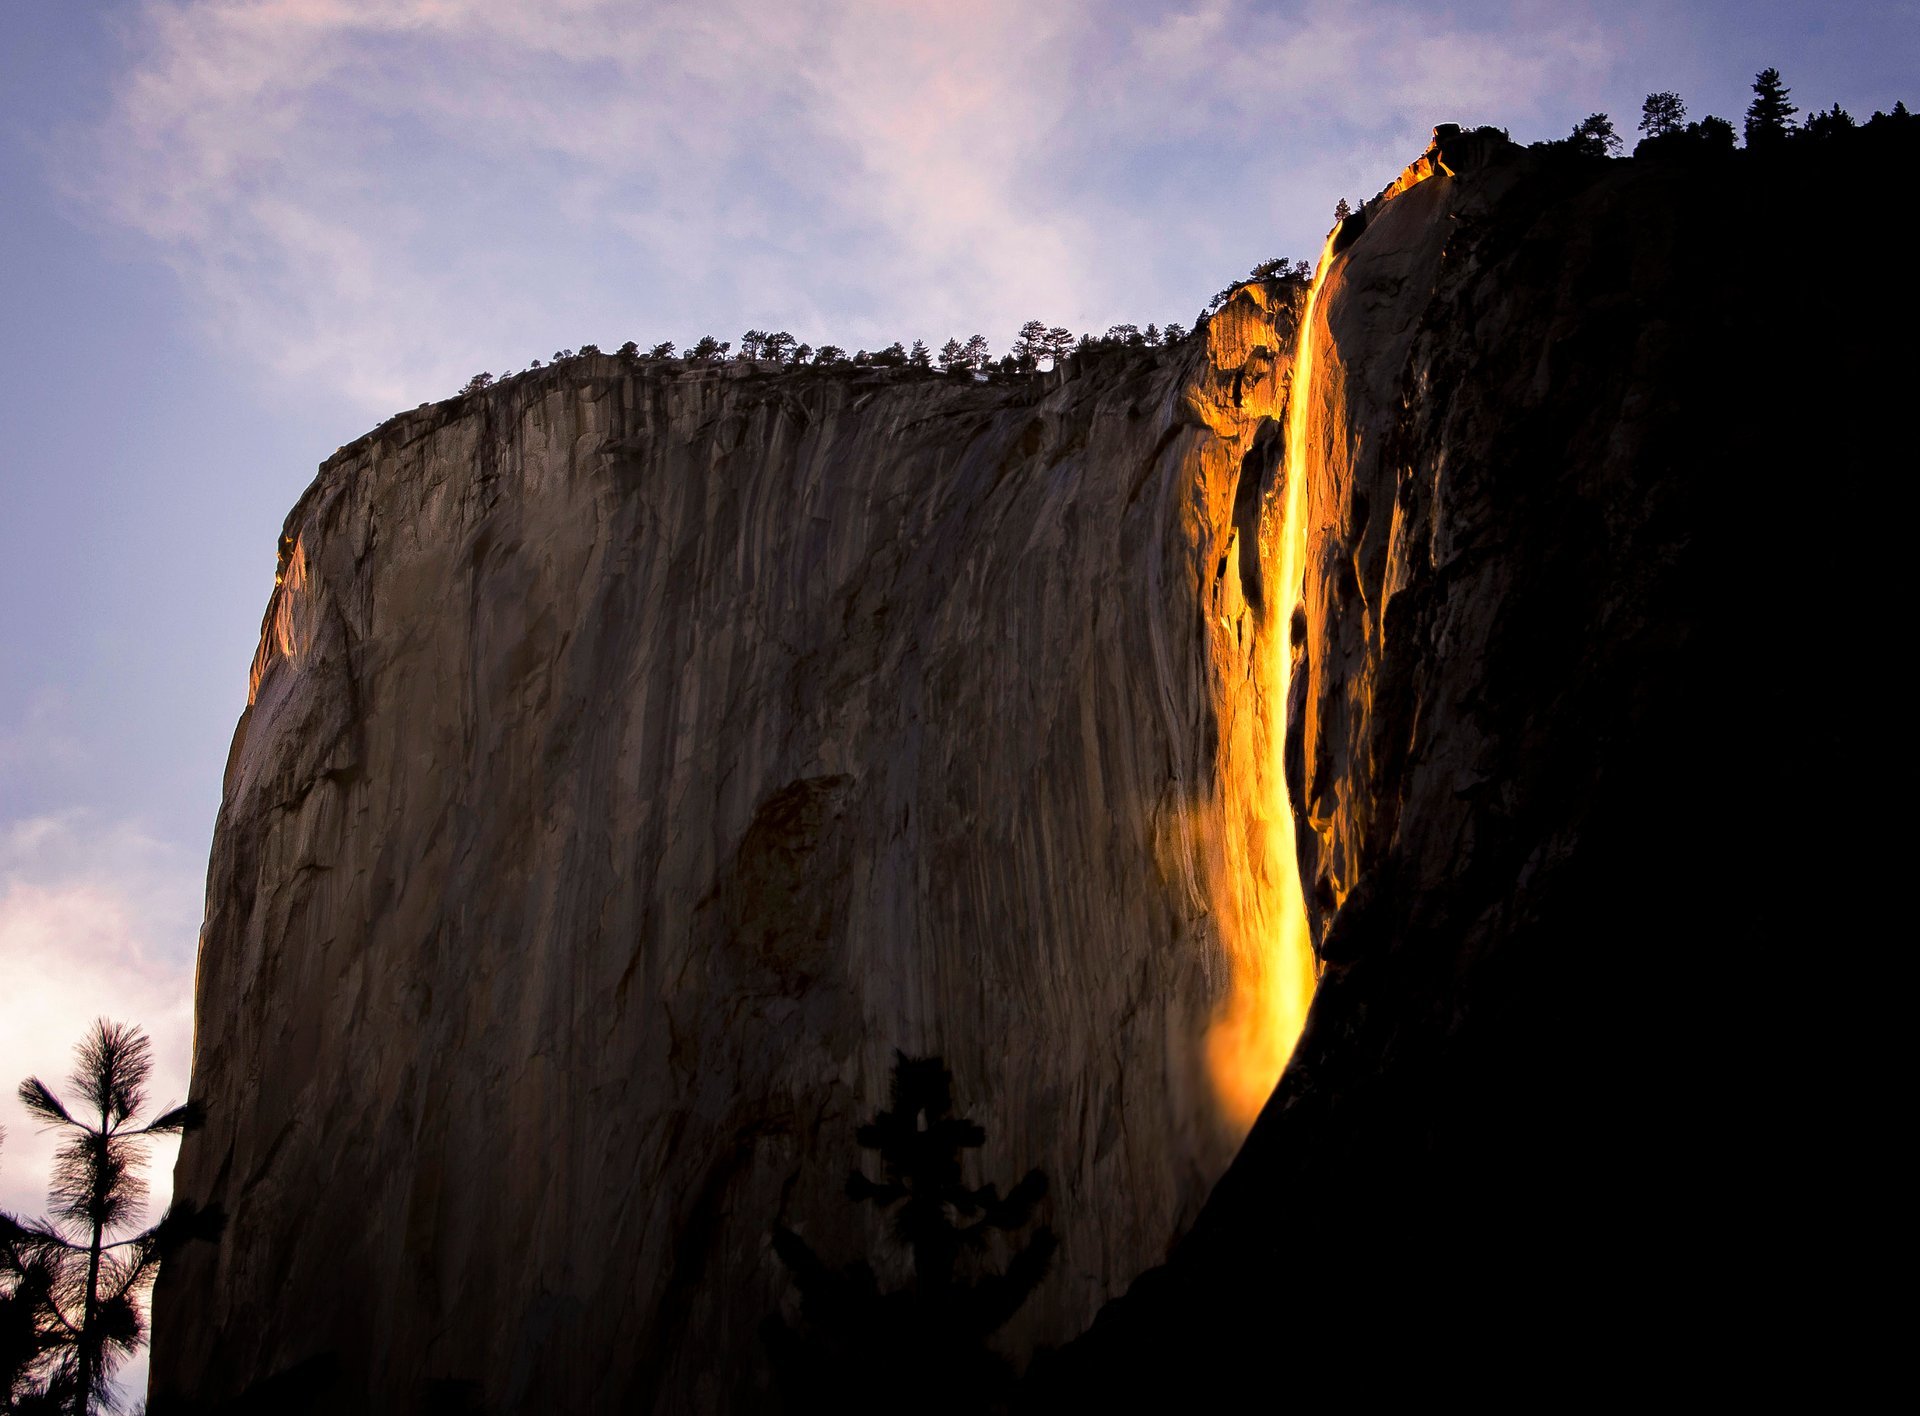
1011 320 1049 372
1640 91 1687 138
1692 115 1738 152
766 1054 1055 1413
3 1022 221 1412
908 339 933 369
1333 196 1354 224
1803 102 1856 140
960 335 990 369
1745 68 1798 148
1567 112 1622 157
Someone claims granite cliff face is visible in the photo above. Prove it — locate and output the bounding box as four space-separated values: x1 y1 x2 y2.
1041 123 1917 1399
151 294 1309 1410
156 118 1916 1408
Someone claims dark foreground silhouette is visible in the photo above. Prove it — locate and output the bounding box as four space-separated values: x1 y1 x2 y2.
2 1020 220 1415
765 1055 1054 1415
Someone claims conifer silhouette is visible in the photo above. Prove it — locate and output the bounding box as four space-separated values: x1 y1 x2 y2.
1746 67 1798 147
2 1021 221 1413
766 1054 1055 1414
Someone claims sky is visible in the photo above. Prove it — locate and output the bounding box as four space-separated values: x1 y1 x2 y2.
1 0 1914 1399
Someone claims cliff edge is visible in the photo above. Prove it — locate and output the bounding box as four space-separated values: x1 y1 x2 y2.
151 294 1306 1411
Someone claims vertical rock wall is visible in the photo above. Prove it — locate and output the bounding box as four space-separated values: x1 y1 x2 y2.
1042 123 1920 1401
151 298 1305 1411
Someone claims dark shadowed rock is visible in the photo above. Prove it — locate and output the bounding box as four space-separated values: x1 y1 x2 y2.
1032 122 1916 1403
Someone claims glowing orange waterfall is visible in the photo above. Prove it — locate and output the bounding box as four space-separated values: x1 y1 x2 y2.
1205 231 1338 1130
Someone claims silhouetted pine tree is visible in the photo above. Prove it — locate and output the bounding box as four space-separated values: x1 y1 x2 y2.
766 1054 1055 1415
1640 91 1687 139
1567 111 1623 156
2 1021 221 1413
1746 67 1798 148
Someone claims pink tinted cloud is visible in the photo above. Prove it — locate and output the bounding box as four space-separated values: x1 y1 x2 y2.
0 812 199 1228
81 0 1625 409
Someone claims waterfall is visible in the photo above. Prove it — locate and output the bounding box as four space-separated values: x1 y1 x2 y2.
1204 228 1339 1130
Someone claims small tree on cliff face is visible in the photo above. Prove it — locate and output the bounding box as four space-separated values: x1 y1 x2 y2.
2 1022 221 1413
766 1054 1055 1414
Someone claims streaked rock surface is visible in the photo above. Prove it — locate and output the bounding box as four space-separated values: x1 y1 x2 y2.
151 299 1305 1411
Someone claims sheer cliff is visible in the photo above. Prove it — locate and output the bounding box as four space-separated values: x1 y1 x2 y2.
150 296 1308 1411
1038 123 1916 1399
153 118 1916 1411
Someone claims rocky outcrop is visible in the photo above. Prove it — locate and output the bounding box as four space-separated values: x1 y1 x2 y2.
1038 122 1919 1400
150 298 1309 1411
156 115 1919 1408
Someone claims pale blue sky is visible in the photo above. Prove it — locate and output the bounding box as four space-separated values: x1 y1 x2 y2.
1 0 1913 1397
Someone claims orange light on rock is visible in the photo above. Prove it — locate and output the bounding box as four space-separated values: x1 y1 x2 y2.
1203 228 1337 1132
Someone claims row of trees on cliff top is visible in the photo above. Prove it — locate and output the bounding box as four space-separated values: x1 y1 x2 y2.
459 312 1219 394
1558 69 1914 158
462 67 1916 403
3 1021 221 1414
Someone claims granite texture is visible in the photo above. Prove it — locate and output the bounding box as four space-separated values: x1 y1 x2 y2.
150 295 1306 1412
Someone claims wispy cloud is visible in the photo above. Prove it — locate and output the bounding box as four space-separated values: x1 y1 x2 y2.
81 0 1622 413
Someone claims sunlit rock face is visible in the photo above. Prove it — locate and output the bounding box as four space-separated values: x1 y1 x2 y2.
1041 124 1918 1400
149 305 1307 1411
